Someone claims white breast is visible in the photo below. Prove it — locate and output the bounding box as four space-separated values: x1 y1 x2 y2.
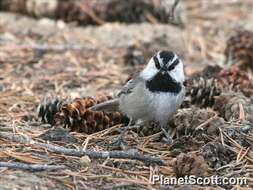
147 90 184 127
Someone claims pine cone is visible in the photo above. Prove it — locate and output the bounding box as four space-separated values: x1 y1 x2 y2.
183 77 222 108
223 126 253 148
214 92 253 122
217 66 253 97
173 152 211 177
225 30 253 70
200 142 236 169
0 0 26 12
56 95 128 134
136 121 161 136
171 107 222 138
37 97 63 125
190 65 222 79
169 136 204 157
56 0 179 25
184 65 253 108
183 65 222 108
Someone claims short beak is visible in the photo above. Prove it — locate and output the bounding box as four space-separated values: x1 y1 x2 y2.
160 66 167 75
161 70 166 75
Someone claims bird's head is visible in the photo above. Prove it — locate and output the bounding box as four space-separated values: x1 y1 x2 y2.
140 50 185 83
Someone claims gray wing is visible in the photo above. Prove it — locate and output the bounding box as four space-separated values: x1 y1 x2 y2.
89 98 120 112
117 76 142 97
90 75 142 112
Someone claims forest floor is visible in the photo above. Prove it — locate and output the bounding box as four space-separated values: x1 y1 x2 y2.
0 1 253 189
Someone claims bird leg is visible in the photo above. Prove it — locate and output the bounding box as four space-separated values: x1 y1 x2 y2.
110 118 134 149
161 126 173 144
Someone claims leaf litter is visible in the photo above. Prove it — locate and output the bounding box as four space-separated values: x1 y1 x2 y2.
0 1 253 189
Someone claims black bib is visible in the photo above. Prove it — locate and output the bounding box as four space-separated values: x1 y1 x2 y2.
146 72 182 93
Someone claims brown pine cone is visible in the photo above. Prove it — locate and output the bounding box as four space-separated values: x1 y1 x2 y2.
225 30 253 70
183 77 222 108
184 65 253 108
214 92 253 122
217 66 253 97
56 0 183 25
0 0 57 17
200 142 236 169
182 65 222 108
56 95 128 134
190 65 222 79
173 152 211 177
169 136 204 157
0 0 27 12
37 97 63 125
171 107 223 138
136 121 162 137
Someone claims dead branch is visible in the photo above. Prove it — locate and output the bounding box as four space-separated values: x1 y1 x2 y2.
0 132 165 165
0 0 184 25
169 0 180 20
0 161 65 171
37 142 165 165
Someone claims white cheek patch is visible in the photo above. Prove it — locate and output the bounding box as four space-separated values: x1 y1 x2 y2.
140 59 158 80
170 61 184 83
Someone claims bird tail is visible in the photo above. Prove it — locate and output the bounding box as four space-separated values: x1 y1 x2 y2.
89 98 120 112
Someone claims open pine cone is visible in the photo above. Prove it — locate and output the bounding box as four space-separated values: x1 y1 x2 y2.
225 30 253 70
217 66 253 97
214 92 253 122
56 0 180 25
183 65 222 108
37 97 63 125
38 94 128 134
56 95 128 134
173 152 211 177
184 65 253 108
200 142 236 169
171 107 222 138
183 77 222 108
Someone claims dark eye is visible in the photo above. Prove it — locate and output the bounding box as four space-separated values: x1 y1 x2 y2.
168 59 179 71
153 56 161 69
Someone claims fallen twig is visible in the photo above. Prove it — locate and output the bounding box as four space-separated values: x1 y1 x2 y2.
169 0 180 21
77 2 105 25
0 132 165 165
0 161 65 171
36 142 165 165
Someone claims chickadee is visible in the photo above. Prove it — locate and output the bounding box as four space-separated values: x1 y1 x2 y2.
90 50 185 144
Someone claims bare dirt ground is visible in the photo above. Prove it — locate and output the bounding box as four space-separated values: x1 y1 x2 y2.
0 1 253 189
